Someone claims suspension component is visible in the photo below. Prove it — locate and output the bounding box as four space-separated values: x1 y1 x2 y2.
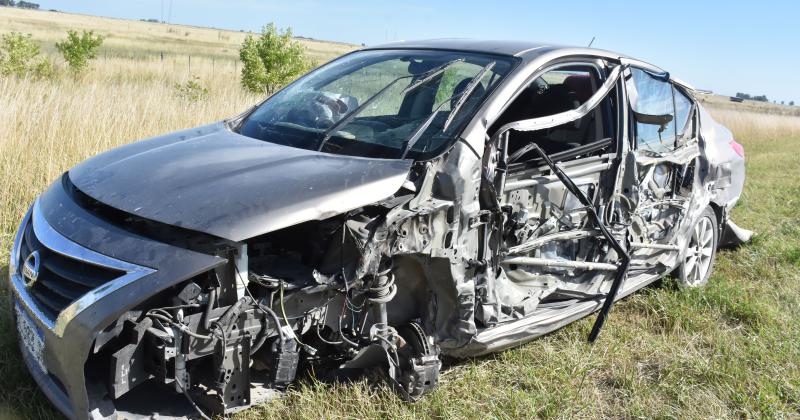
367 268 397 304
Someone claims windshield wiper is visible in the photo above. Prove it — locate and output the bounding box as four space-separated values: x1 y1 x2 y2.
442 61 495 131
399 100 451 159
399 61 496 158
401 59 464 95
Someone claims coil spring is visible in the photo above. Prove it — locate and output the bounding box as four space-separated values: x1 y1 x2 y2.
367 268 397 304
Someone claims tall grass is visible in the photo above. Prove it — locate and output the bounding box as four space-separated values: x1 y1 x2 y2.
711 108 800 141
0 7 354 63
0 68 262 256
0 7 355 257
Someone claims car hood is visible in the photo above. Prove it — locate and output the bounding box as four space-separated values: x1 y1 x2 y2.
68 122 412 242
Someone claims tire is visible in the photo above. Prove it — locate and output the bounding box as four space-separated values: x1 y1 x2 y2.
677 206 718 287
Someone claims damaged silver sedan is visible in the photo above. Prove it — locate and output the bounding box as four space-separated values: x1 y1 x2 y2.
8 39 751 419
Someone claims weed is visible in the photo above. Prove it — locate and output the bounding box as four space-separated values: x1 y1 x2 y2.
175 76 209 102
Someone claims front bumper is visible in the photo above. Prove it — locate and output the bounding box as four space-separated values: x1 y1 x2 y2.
10 204 76 417
8 176 225 419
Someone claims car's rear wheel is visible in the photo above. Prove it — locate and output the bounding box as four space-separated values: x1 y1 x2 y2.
677 206 718 287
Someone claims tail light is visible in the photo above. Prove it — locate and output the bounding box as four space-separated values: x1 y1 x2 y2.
729 139 744 158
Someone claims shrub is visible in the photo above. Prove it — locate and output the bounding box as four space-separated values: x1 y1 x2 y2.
32 58 57 80
174 76 208 103
0 32 41 77
55 30 104 74
239 23 314 95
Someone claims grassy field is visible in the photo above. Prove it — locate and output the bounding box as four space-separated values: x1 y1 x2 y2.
697 93 800 117
2 7 800 420
0 7 355 63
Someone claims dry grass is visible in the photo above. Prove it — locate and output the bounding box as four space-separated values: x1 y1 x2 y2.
0 7 356 255
710 108 800 141
697 93 800 117
0 7 355 63
0 71 263 255
1 7 800 420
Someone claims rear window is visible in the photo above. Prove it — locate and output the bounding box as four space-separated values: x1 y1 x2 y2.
627 68 677 154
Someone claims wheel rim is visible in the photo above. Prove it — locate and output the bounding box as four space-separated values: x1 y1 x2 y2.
684 215 715 286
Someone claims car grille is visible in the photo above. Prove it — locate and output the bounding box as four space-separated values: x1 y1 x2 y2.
17 221 124 320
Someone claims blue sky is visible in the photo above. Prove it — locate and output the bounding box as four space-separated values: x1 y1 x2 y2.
35 0 800 103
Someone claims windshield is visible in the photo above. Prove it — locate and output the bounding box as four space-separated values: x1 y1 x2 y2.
238 49 515 160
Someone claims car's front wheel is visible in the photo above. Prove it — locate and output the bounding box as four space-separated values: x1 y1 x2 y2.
677 206 718 287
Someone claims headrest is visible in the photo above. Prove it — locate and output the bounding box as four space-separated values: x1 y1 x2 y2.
529 85 579 117
563 74 594 104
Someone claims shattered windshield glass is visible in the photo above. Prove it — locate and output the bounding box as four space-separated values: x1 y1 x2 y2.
239 49 515 160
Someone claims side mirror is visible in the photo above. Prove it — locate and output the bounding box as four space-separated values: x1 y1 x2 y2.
632 111 673 133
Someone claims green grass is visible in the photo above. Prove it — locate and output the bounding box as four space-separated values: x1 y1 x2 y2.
1 126 797 419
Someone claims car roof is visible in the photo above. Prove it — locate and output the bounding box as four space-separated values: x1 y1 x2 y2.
363 38 672 82
363 38 561 57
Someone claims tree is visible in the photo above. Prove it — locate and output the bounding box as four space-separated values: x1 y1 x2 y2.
0 32 55 79
0 32 39 77
239 23 313 94
0 0 17 7
791 101 795 107
55 30 104 74
736 92 769 103
16 1 38 8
